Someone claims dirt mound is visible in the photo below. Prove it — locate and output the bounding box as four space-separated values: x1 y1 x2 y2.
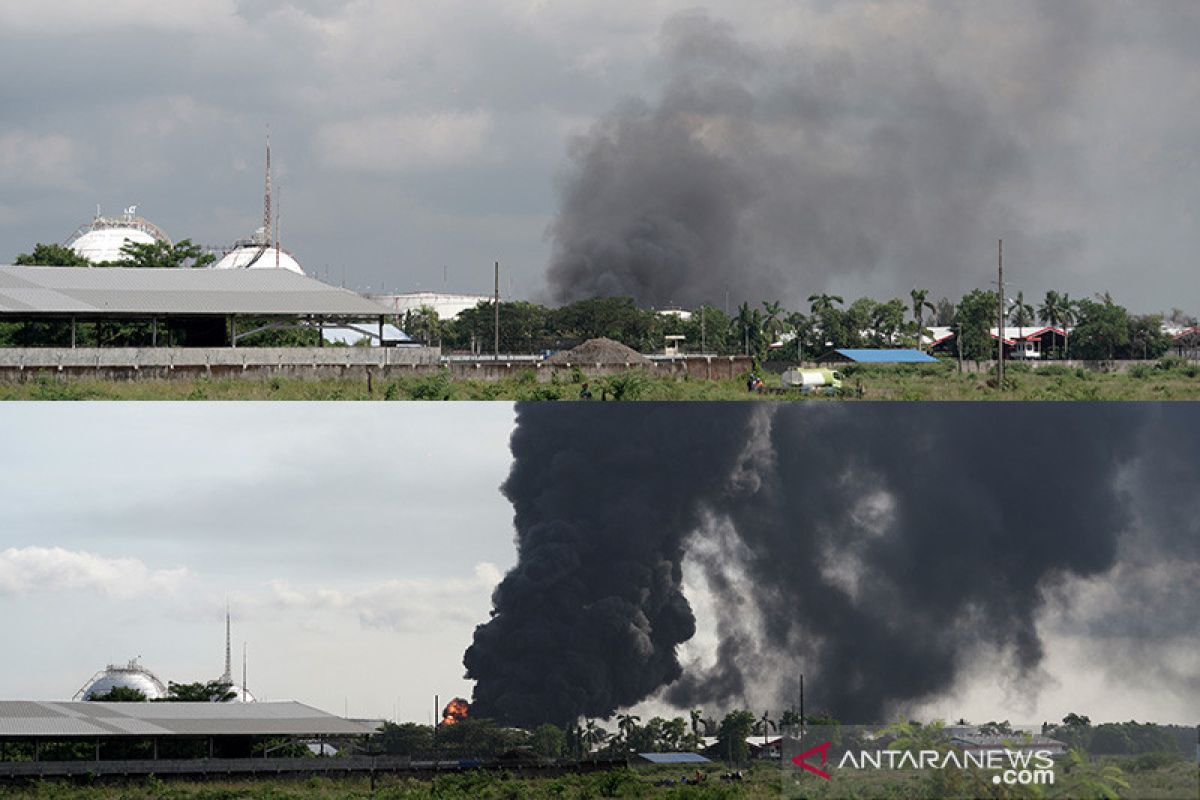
545 337 650 365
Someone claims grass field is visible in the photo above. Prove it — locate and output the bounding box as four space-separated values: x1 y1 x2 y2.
1 758 1195 799
4 359 1200 400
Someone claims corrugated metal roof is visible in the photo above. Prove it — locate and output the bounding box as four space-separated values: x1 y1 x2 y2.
827 349 940 364
0 701 377 737
638 752 711 764
0 266 391 317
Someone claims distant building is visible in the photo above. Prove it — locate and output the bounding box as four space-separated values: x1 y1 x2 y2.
74 658 168 700
372 292 492 320
66 206 171 264
210 137 305 275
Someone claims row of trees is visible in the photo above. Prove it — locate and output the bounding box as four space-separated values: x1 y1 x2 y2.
87 680 239 702
379 707 831 765
16 241 215 269
410 289 1187 363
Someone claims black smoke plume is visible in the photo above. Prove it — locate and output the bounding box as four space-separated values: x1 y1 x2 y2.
463 403 756 728
544 6 1096 307
467 403 1200 726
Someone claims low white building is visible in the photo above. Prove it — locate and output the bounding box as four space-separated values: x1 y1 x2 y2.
372 292 492 320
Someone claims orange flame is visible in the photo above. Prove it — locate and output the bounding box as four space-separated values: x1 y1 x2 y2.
441 697 469 726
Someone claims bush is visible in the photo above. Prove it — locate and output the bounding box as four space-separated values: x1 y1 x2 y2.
1128 363 1152 379
407 369 451 400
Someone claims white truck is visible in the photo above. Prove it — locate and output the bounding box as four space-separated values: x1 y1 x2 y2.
780 368 843 394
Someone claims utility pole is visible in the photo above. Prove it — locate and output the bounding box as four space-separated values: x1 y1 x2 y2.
701 305 706 354
997 239 1004 390
800 673 805 737
493 261 500 360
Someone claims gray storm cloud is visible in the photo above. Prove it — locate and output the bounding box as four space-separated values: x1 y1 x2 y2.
466 403 1200 726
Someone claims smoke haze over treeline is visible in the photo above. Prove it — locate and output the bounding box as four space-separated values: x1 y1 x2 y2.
465 404 1200 727
544 4 1200 310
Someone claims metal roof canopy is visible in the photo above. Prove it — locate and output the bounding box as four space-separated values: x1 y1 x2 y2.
638 752 711 764
820 348 940 364
0 266 391 318
0 701 377 738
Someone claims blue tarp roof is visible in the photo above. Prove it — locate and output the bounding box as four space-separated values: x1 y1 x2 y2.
826 348 939 364
638 752 711 764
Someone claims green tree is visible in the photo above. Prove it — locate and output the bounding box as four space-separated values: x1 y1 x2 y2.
761 300 785 342
681 304 733 355
581 719 608 758
955 289 1001 361
1054 747 1130 799
754 710 777 746
808 293 845 350
716 710 756 766
616 713 641 747
1008 291 1034 332
1126 314 1170 360
844 297 877 347
1071 297 1130 361
14 243 91 266
162 680 235 702
871 298 907 346
380 721 433 756
910 288 935 350
117 239 215 269
549 297 659 350
689 709 704 739
1038 290 1068 358
530 723 566 758
86 686 148 701
402 305 441 346
1058 292 1080 358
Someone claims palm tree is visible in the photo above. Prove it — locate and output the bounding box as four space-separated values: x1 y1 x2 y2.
910 288 935 351
617 713 640 746
1038 291 1066 358
807 293 844 318
757 710 777 747
1009 291 1035 356
807 293 844 349
1059 293 1079 359
761 300 784 343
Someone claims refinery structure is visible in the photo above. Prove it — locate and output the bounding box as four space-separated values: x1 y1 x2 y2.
61 136 305 276
74 610 255 703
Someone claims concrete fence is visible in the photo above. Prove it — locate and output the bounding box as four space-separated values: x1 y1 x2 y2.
0 348 752 384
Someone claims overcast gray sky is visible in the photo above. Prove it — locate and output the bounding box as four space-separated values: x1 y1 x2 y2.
0 1 1197 312
0 403 1195 726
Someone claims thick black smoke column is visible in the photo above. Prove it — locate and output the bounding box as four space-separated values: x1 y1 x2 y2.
545 7 1096 307
470 403 1198 727
669 403 1143 721
463 403 755 728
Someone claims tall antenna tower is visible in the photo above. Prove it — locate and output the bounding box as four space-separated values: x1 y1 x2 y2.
263 128 272 241
222 602 233 684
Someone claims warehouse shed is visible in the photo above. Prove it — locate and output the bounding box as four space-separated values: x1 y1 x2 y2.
0 266 395 347
0 700 377 764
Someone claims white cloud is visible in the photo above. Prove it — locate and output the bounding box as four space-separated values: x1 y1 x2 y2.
316 111 495 171
262 561 502 632
0 546 190 599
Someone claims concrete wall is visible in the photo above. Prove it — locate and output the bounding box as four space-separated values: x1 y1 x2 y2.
0 348 752 384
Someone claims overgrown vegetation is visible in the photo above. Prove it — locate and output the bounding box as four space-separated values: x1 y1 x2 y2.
7 358 1200 400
